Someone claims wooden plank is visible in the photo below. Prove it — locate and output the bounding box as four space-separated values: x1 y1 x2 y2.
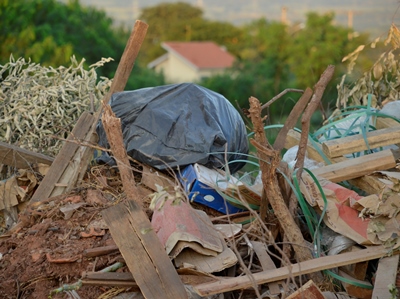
250 241 283 296
322 126 400 158
194 246 398 297
29 112 94 202
82 271 135 281
83 245 119 257
285 129 387 194
140 165 175 191
102 200 187 299
82 279 137 288
0 140 54 169
371 255 400 299
311 149 396 183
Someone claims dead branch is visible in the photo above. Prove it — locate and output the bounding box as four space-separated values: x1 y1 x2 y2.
101 105 142 207
294 65 335 176
261 88 304 110
248 96 313 265
101 20 148 109
273 88 313 151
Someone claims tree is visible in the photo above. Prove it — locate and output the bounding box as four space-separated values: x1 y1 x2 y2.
239 19 291 95
288 12 370 90
0 0 165 88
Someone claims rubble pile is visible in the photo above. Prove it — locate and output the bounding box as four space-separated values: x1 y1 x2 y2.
1 21 400 299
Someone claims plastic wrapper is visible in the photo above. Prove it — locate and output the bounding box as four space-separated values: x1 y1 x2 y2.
96 83 249 173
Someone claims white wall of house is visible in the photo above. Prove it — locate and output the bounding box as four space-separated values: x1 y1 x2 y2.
156 54 198 83
154 53 226 83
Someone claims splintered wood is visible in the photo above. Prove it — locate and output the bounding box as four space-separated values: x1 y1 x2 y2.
102 200 187 299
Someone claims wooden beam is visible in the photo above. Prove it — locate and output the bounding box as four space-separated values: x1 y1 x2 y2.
284 129 387 194
371 255 400 299
311 149 396 183
194 246 398 297
322 126 400 158
83 245 119 257
82 271 135 282
102 200 188 299
0 140 54 169
251 241 285 296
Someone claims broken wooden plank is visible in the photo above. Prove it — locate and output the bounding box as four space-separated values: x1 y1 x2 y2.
322 126 400 158
141 165 175 192
0 141 54 169
251 241 284 296
29 112 95 202
102 200 188 299
311 149 396 183
82 271 136 282
82 279 137 288
371 255 400 299
83 245 119 257
193 246 399 297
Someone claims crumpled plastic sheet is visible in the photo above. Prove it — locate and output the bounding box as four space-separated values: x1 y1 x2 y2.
96 83 249 173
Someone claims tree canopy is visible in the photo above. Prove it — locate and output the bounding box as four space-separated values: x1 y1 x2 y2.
0 0 165 88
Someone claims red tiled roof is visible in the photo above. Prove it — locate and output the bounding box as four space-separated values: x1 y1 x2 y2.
162 41 235 69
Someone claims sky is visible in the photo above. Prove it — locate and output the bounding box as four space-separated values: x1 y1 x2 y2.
75 0 400 38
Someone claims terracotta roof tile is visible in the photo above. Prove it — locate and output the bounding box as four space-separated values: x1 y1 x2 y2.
162 41 235 69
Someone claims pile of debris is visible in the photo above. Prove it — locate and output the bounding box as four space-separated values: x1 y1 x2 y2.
1 21 400 299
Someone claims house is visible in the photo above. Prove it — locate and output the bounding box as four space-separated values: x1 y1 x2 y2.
147 41 235 83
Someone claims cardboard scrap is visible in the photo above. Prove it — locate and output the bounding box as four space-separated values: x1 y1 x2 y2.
181 163 262 209
173 238 238 273
300 172 400 248
0 169 41 210
376 170 400 192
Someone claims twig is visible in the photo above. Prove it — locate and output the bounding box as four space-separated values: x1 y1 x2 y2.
261 88 304 110
294 65 335 177
273 87 313 151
